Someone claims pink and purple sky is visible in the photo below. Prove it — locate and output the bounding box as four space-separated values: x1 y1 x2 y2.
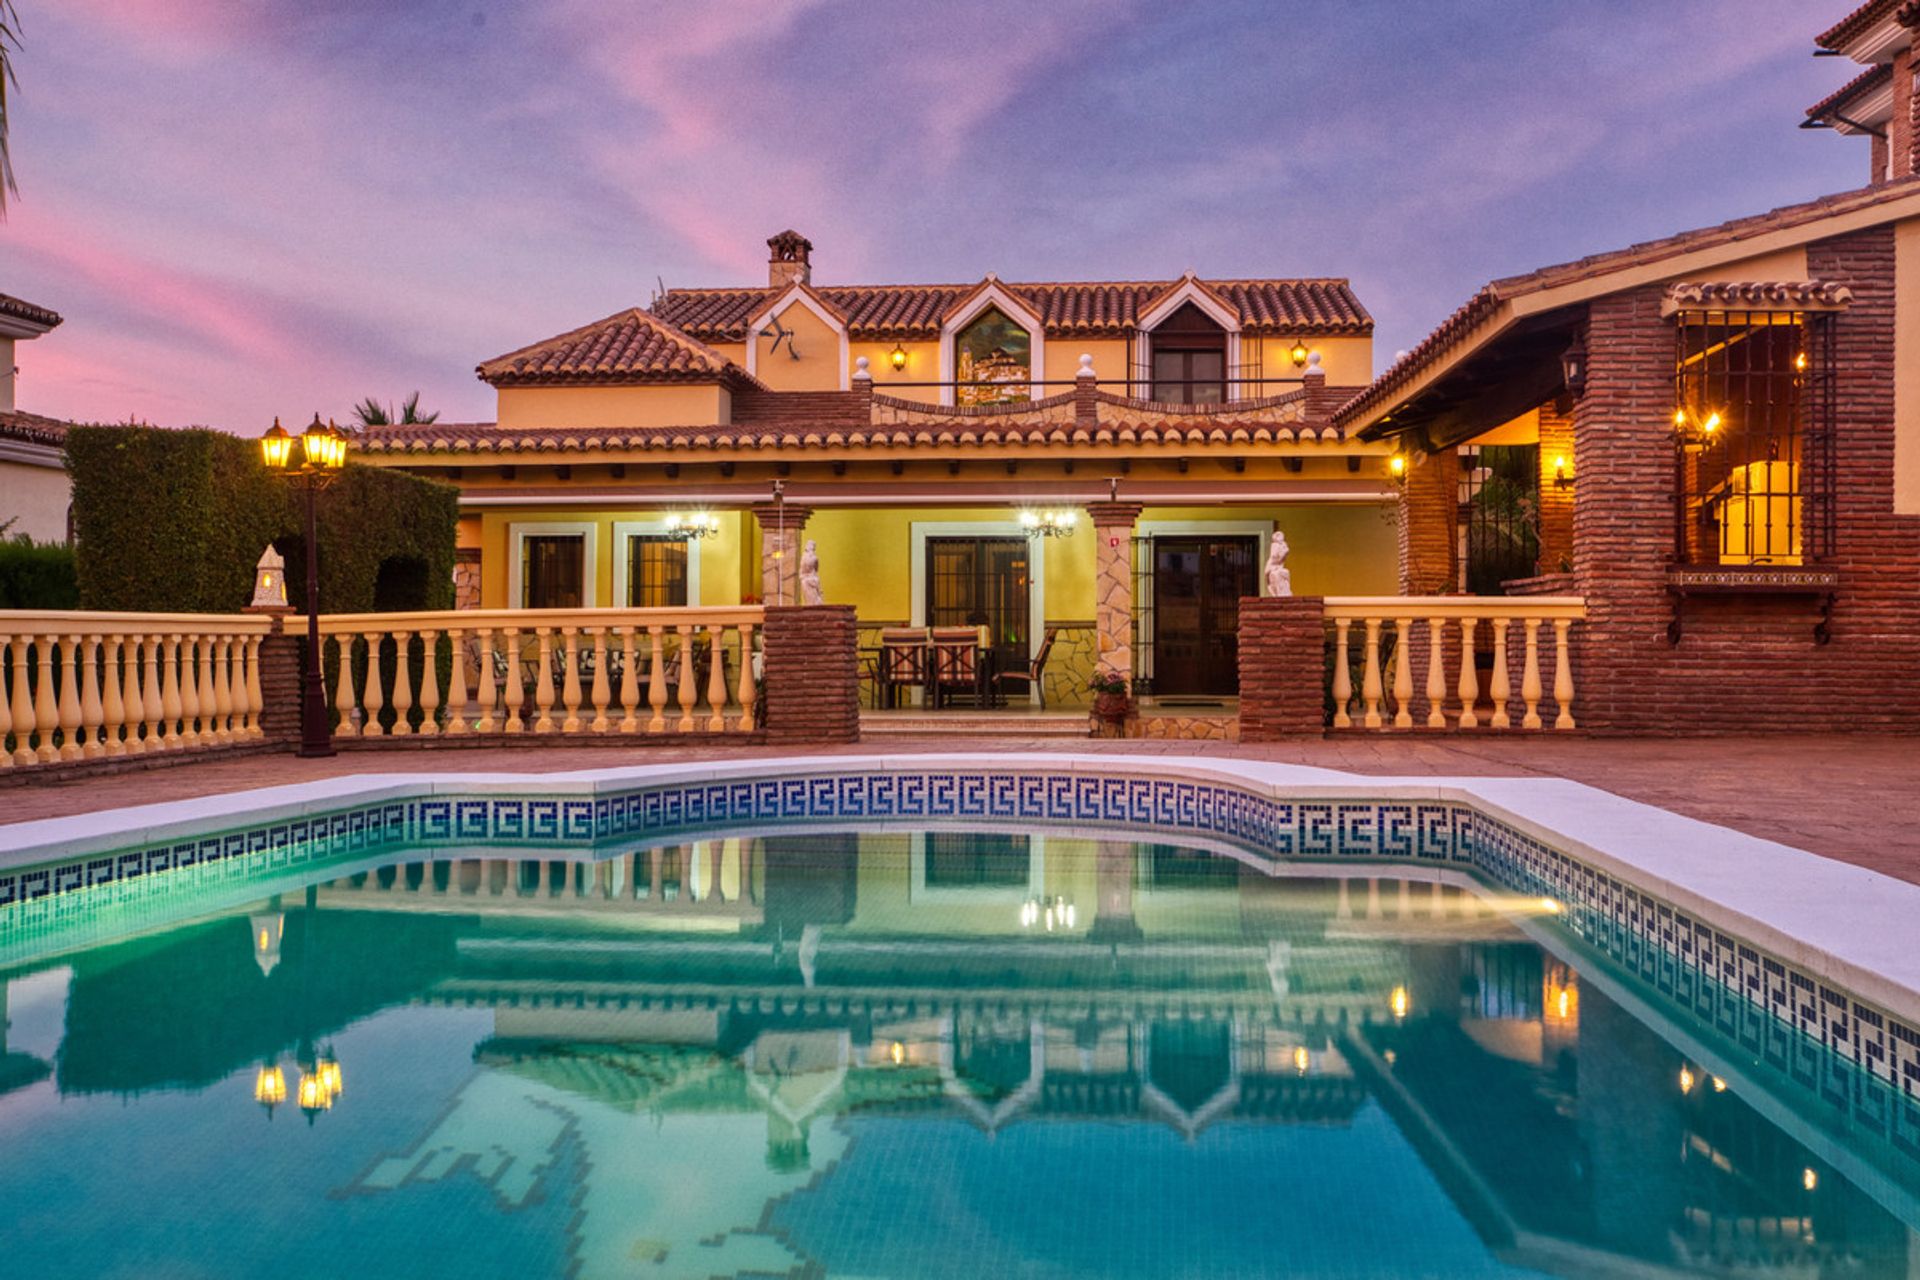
3 0 1865 430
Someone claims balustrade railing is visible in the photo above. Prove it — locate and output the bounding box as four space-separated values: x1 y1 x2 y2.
0 612 273 767
1323 597 1585 731
315 607 765 740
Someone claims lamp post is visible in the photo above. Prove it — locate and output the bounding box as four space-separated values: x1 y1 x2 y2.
261 415 349 757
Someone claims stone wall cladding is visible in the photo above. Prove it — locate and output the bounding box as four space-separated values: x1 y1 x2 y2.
453 549 482 611
761 605 860 743
1571 226 1920 732
1237 596 1327 740
1398 447 1458 594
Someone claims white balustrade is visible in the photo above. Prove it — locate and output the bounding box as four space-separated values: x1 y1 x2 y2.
0 612 273 767
1323 597 1584 732
317 607 763 742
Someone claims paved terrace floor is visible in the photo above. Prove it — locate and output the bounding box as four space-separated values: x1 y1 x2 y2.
3 735 1914 884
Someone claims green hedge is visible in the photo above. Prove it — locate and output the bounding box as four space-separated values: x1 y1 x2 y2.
65 426 458 614
0 535 79 609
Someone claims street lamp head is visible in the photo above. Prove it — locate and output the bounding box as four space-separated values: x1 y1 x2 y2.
261 418 295 470
300 415 349 471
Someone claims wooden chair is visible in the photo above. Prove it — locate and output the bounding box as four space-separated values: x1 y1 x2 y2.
877 627 930 709
991 627 1057 709
929 625 988 709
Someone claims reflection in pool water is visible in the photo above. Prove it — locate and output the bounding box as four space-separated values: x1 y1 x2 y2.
1 831 1915 1278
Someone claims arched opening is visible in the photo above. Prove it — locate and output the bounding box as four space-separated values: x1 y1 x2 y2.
954 306 1031 406
1150 302 1226 404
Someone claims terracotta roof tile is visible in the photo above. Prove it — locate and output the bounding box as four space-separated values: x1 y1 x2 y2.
0 292 62 330
0 409 79 447
1337 175 1920 431
476 308 743 386
1805 63 1893 122
1662 280 1854 312
653 277 1370 341
1817 0 1904 49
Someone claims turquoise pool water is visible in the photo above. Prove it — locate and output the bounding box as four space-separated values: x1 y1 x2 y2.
2 829 1916 1278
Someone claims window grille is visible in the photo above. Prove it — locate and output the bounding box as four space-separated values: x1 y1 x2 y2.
626 534 689 607
1461 443 1541 595
522 534 584 608
1672 310 1835 567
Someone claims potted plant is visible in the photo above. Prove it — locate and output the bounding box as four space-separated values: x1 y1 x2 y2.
1089 671 1131 724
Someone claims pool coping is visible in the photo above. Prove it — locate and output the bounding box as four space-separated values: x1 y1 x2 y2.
5 751 1917 1021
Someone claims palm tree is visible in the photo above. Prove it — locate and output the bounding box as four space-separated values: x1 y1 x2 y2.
353 391 439 427
1 0 22 216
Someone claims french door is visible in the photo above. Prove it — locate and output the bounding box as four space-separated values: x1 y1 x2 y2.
1150 536 1256 697
924 537 1030 681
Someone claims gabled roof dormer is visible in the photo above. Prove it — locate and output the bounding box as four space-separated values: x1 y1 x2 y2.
1137 272 1240 333
477 307 741 386
938 275 1047 405
743 280 851 388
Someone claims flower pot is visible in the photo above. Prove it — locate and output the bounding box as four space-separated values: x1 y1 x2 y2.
1092 691 1131 722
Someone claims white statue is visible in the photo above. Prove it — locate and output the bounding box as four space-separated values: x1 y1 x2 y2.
799 538 824 606
1263 532 1292 597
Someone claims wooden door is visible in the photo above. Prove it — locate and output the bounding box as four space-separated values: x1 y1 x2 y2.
1151 537 1256 696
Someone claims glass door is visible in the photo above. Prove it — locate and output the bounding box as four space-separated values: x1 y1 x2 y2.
925 537 1031 683
1150 536 1256 697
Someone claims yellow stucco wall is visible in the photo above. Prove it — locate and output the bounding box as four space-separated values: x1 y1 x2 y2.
805 507 1091 621
749 298 844 391
1897 216 1920 515
1042 338 1129 387
477 508 751 609
853 340 941 401
1247 334 1374 389
496 384 729 430
1137 504 1399 595
1680 245 1808 284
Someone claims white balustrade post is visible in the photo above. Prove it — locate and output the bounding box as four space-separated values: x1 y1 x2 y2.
1392 617 1414 729
445 629 468 735
1361 617 1384 729
361 632 387 738
705 623 728 732
735 624 757 732
244 635 265 738
647 626 668 733
390 631 415 736
1552 618 1576 730
80 634 107 758
618 628 640 734
1456 617 1479 730
1330 618 1353 729
417 630 441 736
1417 616 1444 729
177 636 202 748
675 626 698 733
57 635 84 761
210 636 234 745
589 629 612 734
333 634 360 738
533 628 557 733
141 637 164 751
470 628 495 734
502 628 526 733
102 634 128 755
195 633 216 745
227 635 249 740
10 636 36 765
1488 618 1512 730
1520 618 1543 730
0 632 12 767
560 628 584 734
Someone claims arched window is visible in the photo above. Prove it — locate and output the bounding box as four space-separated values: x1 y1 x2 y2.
954 307 1031 406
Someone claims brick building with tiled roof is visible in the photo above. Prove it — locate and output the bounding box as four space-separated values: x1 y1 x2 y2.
359 230 1394 707
1804 0 1920 184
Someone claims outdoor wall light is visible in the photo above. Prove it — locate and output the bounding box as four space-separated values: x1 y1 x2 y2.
1289 340 1310 368
665 511 723 539
1388 453 1408 486
1019 508 1076 538
889 343 908 372
1560 344 1587 395
1554 456 1573 489
254 1063 287 1117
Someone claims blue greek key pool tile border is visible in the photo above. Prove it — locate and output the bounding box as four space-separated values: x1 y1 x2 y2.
2 767 1914 1134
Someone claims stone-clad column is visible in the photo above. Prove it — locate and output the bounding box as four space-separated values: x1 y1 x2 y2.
1083 501 1143 683
749 503 813 607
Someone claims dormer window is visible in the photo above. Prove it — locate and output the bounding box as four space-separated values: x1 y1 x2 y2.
954 307 1031 406
1150 302 1227 404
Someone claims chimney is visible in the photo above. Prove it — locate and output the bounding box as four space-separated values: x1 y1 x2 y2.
767 229 813 289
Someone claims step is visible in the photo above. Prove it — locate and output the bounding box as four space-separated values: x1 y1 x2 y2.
861 713 1090 738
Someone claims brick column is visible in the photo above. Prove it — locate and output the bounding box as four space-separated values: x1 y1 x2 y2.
760 604 858 743
249 613 303 745
1074 355 1098 427
1397 447 1458 594
750 503 813 607
1892 44 1915 181
1236 596 1326 740
1536 400 1576 576
1083 501 1142 682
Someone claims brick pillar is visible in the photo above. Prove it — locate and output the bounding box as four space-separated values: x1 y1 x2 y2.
761 604 858 743
1536 400 1576 575
1397 447 1458 594
1074 356 1098 427
1892 44 1916 182
1872 133 1891 186
1083 501 1142 683
750 503 813 608
1302 356 1334 422
453 548 482 610
250 614 303 745
1236 596 1327 740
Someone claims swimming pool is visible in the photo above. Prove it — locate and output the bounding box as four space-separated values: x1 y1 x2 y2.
2 757 1917 1277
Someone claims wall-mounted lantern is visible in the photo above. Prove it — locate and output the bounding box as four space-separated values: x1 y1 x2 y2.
889 343 908 372
1289 340 1310 368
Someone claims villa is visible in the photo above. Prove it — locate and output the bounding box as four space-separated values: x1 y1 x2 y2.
0 291 68 544
356 234 1394 709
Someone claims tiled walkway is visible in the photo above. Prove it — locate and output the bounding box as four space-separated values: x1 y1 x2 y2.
4 734 1915 883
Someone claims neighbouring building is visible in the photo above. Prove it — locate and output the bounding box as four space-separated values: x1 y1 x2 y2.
359 231 1399 707
0 292 70 543
1338 173 1920 732
1804 0 1920 185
